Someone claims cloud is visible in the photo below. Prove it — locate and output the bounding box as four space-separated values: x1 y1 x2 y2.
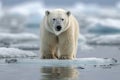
8 2 120 34
0 1 3 17
67 3 120 34
9 2 45 16
9 2 120 18
79 16 120 34
116 2 120 8
71 3 120 18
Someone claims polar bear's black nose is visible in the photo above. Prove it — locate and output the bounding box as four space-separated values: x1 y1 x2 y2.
56 25 62 31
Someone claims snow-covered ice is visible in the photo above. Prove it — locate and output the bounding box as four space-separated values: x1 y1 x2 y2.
0 58 117 67
10 42 39 50
0 33 39 42
0 33 39 47
19 58 117 66
87 34 120 45
0 47 37 58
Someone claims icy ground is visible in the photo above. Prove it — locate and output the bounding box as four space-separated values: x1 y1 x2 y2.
0 46 120 80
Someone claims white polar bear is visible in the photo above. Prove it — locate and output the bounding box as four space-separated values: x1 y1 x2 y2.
40 9 79 59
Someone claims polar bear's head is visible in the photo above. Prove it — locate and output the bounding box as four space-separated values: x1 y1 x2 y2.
45 9 71 35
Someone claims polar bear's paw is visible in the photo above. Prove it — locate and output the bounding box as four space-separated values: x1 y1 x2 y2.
59 56 73 60
41 54 55 59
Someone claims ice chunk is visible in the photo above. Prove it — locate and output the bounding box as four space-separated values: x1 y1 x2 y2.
0 47 37 58
0 33 39 47
87 34 120 45
10 42 39 50
5 58 18 63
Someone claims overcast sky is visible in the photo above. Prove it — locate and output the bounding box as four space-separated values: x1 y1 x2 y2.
1 0 120 8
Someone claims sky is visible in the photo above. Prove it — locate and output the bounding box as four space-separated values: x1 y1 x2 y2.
0 0 120 34
1 0 119 8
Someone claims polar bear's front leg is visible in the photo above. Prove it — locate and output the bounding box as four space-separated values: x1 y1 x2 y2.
58 34 75 59
58 42 75 59
40 43 57 59
40 32 57 59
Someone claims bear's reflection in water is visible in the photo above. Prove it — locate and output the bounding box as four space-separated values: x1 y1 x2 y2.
40 67 79 80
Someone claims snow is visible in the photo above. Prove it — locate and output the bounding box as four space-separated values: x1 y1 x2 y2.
0 33 39 47
0 47 37 58
0 33 38 42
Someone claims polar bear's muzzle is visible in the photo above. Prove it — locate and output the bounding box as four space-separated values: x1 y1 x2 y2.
55 25 62 31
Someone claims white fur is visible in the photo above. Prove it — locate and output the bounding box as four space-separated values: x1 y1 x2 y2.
40 9 79 59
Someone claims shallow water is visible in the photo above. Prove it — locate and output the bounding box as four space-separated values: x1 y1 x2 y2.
0 45 120 80
0 62 119 80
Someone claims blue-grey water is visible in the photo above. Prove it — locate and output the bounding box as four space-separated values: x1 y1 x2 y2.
0 45 120 80
0 25 120 80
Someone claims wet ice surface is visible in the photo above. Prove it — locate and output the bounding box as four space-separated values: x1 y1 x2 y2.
0 46 120 80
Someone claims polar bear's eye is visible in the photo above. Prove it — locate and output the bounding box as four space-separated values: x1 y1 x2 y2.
61 18 64 21
53 18 56 21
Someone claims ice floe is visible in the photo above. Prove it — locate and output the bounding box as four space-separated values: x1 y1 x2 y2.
0 58 117 67
87 34 120 45
0 47 37 58
10 42 39 50
0 33 39 47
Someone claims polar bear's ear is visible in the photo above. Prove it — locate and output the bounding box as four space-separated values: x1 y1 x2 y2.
45 10 50 16
66 11 71 16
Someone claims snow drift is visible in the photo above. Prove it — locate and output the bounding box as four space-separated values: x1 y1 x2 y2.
0 47 37 58
0 33 39 47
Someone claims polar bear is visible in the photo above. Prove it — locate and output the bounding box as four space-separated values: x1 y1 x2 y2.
40 9 79 59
